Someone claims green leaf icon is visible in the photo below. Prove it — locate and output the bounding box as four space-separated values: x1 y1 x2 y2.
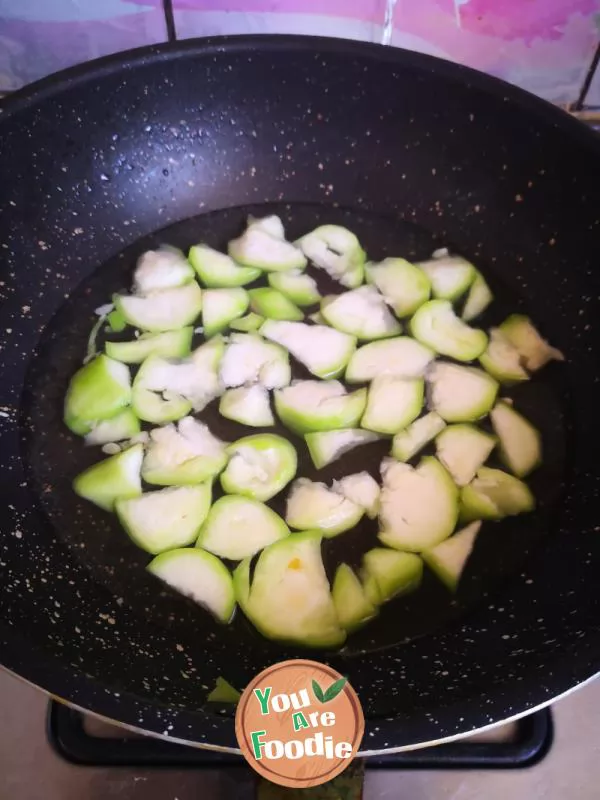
312 676 348 703
323 677 347 703
312 678 325 703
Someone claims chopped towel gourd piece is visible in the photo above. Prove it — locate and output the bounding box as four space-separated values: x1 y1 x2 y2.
268 270 321 306
479 328 529 383
219 333 291 389
460 467 535 522
197 495 289 560
499 314 564 372
417 254 475 301
365 257 431 317
148 548 235 623
73 444 143 511
436 424 496 486
261 320 356 380
427 362 498 422
142 417 228 486
189 244 261 287
106 307 127 333
234 530 346 647
462 270 493 322
132 336 224 423
361 377 424 435
114 281 203 332
132 356 192 424
410 299 488 361
64 354 132 435
362 548 423 603
296 224 365 288
391 412 446 462
133 247 194 294
490 402 542 477
274 380 367 434
106 328 193 364
84 408 141 446
220 433 297 501
286 478 364 537
345 337 434 382
320 286 402 340
378 457 458 551
116 483 212 554
249 287 304 321
247 215 286 239
332 563 377 632
229 312 265 332
202 288 249 337
332 472 380 519
219 385 275 427
305 429 381 469
423 521 481 591
228 216 307 272
207 678 241 704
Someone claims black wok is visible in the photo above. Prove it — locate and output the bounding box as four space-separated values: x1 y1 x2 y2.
1 36 599 753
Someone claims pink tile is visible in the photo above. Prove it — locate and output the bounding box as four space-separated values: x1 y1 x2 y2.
390 0 599 102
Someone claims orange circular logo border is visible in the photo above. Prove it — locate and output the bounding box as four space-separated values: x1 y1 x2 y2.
235 659 364 788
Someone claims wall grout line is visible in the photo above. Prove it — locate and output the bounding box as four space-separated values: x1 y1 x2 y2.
573 42 600 111
162 0 177 43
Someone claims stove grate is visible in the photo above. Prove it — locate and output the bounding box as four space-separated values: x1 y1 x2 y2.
47 702 552 770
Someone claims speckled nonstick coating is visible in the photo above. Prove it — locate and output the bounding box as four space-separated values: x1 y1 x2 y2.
1 36 600 753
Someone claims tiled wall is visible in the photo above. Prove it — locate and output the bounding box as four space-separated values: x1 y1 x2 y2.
0 1 167 91
587 52 600 104
0 0 598 106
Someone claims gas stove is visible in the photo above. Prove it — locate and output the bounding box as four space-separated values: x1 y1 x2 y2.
47 699 551 770
4 662 600 800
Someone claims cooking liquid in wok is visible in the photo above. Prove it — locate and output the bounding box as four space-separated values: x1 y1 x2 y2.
21 203 568 657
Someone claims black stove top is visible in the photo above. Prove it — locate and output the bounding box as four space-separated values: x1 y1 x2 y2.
48 701 552 770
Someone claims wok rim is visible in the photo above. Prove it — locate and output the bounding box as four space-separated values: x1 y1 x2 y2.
1 34 598 154
1 34 599 751
5 662 597 756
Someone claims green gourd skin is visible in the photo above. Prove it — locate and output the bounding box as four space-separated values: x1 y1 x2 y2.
64 226 559 646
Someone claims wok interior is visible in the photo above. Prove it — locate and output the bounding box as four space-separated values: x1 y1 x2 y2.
22 202 568 665
2 40 600 744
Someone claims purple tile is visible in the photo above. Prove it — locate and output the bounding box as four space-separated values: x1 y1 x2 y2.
0 2 167 91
